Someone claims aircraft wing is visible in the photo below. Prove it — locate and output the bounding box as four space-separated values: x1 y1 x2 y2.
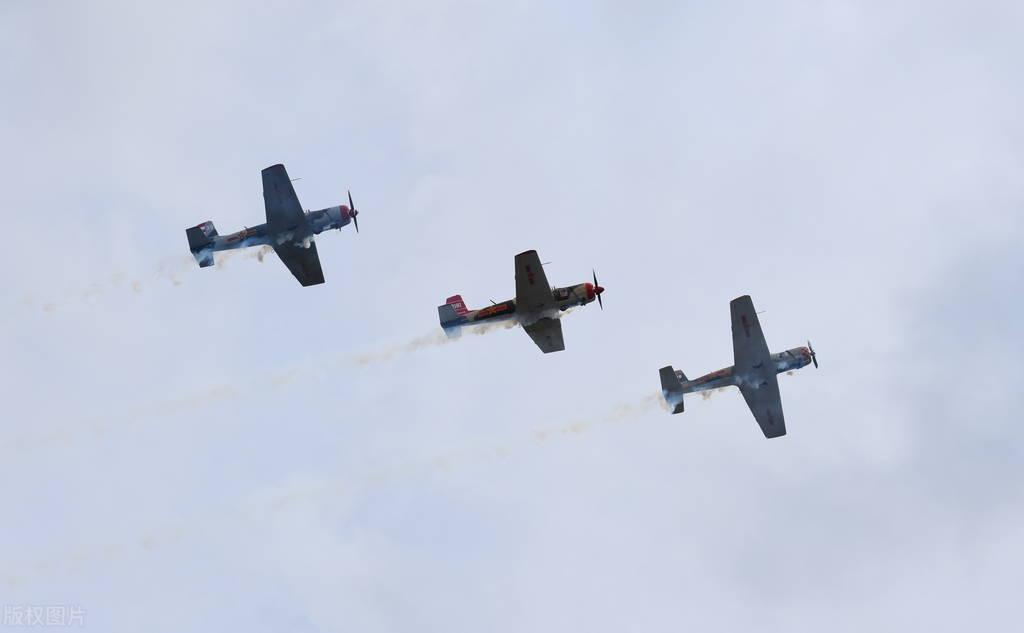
514 250 554 313
731 295 786 437
730 295 772 371
739 374 787 438
274 239 325 287
262 164 305 229
523 317 565 354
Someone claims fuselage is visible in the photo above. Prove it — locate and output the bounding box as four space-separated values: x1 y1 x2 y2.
442 282 601 331
677 347 813 393
203 205 352 255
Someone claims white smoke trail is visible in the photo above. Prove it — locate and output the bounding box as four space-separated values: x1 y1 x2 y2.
699 387 731 401
210 391 667 512
350 330 454 365
7 303 587 455
3 319 520 457
7 384 240 454
253 245 273 262
214 245 273 269
18 255 192 311
5 391 666 584
351 319 518 365
22 246 276 313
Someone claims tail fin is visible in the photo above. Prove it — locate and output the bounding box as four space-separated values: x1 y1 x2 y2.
659 365 686 414
438 295 470 336
186 221 218 268
445 295 469 315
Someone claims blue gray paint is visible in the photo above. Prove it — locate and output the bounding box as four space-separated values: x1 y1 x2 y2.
185 204 352 267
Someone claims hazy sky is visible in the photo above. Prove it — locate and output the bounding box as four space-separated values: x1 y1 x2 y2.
1 1 1022 631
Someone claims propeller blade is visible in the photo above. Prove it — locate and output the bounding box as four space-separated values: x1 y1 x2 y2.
597 293 603 310
593 269 599 287
348 190 359 233
807 340 818 368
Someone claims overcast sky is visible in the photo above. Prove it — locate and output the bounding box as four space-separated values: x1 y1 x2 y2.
1 1 1022 631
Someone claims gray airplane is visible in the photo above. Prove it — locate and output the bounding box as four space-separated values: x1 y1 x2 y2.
185 164 359 286
659 295 817 438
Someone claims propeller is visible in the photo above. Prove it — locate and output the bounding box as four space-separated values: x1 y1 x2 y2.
348 190 359 233
807 340 818 368
592 269 605 310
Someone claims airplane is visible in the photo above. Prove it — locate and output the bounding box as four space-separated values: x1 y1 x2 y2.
437 250 605 354
659 295 817 438
185 164 359 286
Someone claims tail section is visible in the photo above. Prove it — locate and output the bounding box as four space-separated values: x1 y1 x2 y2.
660 365 686 414
438 295 470 336
445 295 469 316
186 221 218 268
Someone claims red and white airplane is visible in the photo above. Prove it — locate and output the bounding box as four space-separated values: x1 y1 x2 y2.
437 250 605 353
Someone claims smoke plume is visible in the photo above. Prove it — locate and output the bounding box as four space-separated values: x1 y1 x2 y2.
21 247 277 313
4 391 666 585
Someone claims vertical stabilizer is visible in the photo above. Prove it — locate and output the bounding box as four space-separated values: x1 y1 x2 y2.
660 365 685 414
445 295 469 315
438 295 470 336
186 221 218 268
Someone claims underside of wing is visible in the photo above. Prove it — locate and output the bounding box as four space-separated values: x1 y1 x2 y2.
262 164 305 229
274 239 325 287
731 295 772 371
739 373 787 438
524 317 565 354
514 250 554 313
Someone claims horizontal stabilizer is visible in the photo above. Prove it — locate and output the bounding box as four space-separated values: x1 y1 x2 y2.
660 365 685 414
